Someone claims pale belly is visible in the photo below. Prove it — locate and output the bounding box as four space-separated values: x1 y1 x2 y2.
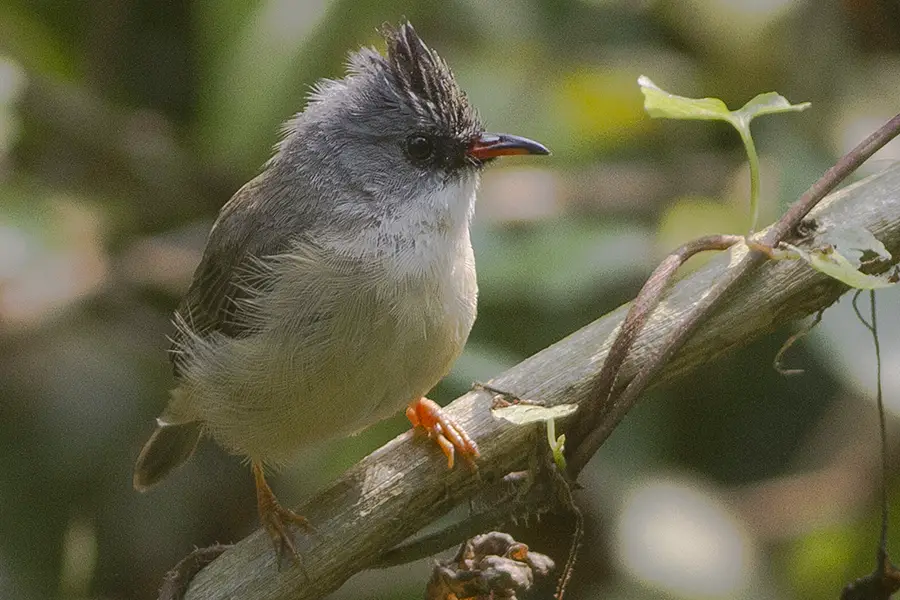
172 256 478 463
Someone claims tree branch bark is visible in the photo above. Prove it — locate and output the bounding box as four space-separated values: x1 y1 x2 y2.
183 163 900 600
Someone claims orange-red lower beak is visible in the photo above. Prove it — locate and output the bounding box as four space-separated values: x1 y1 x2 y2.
468 133 550 161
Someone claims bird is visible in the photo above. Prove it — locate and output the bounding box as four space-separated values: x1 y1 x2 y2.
133 21 549 564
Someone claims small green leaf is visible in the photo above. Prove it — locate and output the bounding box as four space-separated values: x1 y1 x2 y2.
733 92 811 125
637 75 731 121
493 403 578 425
546 418 567 472
781 243 896 290
638 76 809 232
552 433 567 471
493 403 574 471
638 76 810 127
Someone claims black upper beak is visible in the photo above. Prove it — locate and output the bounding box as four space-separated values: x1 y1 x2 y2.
468 133 550 161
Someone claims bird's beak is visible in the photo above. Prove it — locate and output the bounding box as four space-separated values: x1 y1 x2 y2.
467 132 550 161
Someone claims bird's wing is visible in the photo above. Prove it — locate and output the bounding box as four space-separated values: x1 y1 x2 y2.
169 173 303 378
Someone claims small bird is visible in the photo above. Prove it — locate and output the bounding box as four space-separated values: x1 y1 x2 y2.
133 22 549 562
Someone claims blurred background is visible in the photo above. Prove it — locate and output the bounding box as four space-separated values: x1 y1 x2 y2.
1 0 899 599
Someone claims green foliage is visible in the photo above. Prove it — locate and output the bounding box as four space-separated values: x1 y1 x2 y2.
494 402 573 471
639 75 810 231
774 226 897 290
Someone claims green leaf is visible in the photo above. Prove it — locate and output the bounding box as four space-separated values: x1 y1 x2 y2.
492 403 574 470
781 242 896 290
763 225 896 289
493 403 578 425
733 92 811 125
637 75 731 121
638 76 809 232
546 418 567 472
638 76 810 127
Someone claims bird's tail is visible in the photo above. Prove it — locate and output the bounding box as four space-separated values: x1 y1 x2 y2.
133 420 202 491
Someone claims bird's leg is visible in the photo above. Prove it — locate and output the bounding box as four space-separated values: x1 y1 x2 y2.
252 460 313 567
406 397 480 469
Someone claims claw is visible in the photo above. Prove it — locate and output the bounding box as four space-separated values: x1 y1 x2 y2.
407 397 480 469
252 461 315 569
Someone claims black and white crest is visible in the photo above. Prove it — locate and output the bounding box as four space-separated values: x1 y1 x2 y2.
378 22 482 140
271 22 488 174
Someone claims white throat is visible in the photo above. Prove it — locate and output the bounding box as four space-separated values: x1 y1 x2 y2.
347 175 479 278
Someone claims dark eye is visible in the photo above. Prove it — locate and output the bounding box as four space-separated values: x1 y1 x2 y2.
405 135 435 161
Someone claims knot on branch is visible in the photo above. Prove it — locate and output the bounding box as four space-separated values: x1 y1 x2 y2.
425 531 554 600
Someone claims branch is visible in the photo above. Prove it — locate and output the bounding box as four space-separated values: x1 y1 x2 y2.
183 163 900 600
565 112 900 475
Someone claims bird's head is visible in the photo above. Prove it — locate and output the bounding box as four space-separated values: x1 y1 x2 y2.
272 22 548 228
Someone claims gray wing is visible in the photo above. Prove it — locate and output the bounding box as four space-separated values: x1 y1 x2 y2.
169 173 303 378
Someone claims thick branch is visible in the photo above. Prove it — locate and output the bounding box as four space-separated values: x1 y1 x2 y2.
184 163 900 600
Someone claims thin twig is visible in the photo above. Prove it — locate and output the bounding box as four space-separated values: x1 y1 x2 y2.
852 290 889 562
773 310 824 376
552 464 583 600
566 112 900 477
565 234 744 461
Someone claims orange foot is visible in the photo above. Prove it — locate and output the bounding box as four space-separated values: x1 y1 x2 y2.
406 397 480 469
252 460 314 568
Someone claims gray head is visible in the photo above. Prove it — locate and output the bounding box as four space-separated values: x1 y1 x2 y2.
267 22 548 231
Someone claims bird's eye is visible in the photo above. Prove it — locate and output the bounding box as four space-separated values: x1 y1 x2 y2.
405 135 435 162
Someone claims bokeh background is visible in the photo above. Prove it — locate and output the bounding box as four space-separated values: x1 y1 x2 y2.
1 0 900 599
